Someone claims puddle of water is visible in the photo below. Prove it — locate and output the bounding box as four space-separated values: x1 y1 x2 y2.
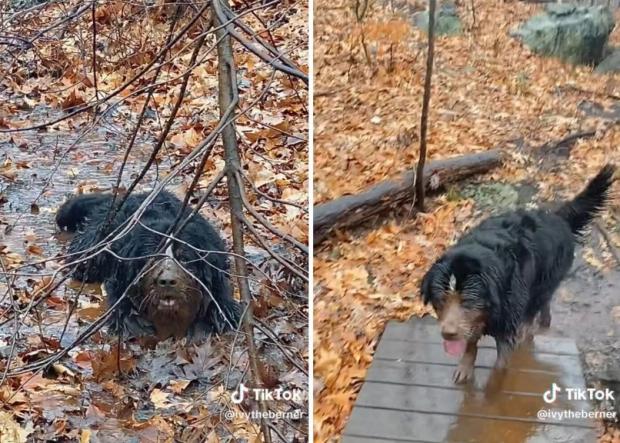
77 304 105 322
1 130 158 253
444 344 593 442
0 117 165 307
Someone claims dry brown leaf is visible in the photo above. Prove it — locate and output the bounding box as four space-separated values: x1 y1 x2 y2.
0 412 31 443
61 89 86 111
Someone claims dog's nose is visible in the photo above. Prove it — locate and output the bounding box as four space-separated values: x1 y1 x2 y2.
441 329 459 340
157 278 178 287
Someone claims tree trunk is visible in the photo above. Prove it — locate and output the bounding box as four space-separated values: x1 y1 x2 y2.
414 0 437 211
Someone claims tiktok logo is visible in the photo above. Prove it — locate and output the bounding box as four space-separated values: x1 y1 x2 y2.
230 383 305 404
543 383 562 404
231 383 250 404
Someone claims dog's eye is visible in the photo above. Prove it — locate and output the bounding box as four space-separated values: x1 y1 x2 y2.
431 299 445 311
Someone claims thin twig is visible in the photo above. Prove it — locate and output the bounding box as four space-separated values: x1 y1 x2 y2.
539 130 596 153
212 0 307 84
91 0 99 113
414 0 436 212
236 170 308 254
0 2 212 133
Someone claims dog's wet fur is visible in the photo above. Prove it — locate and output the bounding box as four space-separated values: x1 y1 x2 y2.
56 190 240 340
421 165 616 383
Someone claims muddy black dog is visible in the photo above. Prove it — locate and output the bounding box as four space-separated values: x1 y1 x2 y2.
56 190 240 340
421 165 616 383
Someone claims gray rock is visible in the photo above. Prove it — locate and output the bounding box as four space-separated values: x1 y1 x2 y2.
8 0 49 11
462 182 521 213
511 4 615 65
413 4 462 37
595 47 620 73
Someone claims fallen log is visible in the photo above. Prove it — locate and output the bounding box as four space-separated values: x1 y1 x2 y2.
313 149 504 246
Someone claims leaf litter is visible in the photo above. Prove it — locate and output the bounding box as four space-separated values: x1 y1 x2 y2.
314 0 620 441
0 0 308 441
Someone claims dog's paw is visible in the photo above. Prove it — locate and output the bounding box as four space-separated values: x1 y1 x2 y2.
540 312 551 329
453 363 474 384
494 355 509 370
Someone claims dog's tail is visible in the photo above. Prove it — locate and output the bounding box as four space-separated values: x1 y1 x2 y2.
556 164 616 236
56 193 113 232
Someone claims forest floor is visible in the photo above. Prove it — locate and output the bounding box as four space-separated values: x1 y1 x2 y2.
0 1 308 441
313 0 620 441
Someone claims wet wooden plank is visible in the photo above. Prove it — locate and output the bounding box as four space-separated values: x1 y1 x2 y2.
365 359 586 395
343 317 595 442
356 382 591 426
342 436 433 443
374 341 583 375
342 407 596 443
382 317 579 355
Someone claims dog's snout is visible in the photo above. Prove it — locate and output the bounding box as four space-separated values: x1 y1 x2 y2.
156 257 181 288
441 327 459 340
157 278 178 287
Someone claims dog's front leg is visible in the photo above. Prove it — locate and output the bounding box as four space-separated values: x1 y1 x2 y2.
540 303 552 329
453 340 478 383
495 339 514 369
484 339 514 395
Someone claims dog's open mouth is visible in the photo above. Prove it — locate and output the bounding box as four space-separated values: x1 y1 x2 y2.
158 298 177 309
443 339 466 357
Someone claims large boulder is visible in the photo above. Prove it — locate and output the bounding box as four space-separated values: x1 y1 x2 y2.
511 4 614 65
413 3 462 37
595 47 620 73
8 0 48 11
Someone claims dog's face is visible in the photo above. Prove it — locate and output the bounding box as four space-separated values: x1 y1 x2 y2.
421 258 488 343
120 235 217 338
141 245 205 316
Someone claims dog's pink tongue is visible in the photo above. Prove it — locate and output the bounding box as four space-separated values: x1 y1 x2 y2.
443 339 467 357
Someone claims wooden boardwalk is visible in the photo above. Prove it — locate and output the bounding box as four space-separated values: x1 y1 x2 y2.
342 316 596 443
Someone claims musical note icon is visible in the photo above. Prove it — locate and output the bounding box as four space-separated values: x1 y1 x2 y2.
543 383 561 404
232 383 250 404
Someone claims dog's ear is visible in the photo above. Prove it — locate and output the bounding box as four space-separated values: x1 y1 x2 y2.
191 247 240 332
420 266 436 305
204 273 241 333
451 253 481 278
106 229 152 305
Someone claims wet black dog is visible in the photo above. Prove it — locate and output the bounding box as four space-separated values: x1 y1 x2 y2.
421 165 615 383
56 190 240 340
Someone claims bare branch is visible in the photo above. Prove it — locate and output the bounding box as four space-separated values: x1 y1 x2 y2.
214 3 273 440
212 0 308 84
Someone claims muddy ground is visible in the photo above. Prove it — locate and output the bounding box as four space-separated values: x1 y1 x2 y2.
0 119 308 440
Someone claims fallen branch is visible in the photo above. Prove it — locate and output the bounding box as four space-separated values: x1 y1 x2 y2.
313 149 504 245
